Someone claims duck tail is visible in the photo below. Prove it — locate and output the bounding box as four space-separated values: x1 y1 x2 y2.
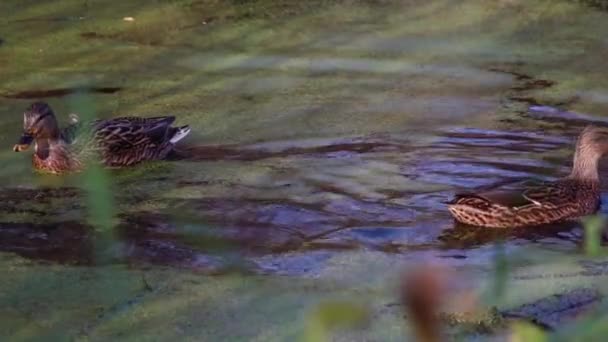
170 125 191 144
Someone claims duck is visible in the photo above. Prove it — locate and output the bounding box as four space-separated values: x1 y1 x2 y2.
447 126 608 228
13 101 191 174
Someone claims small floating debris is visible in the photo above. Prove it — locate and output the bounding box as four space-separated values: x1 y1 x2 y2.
123 17 135 22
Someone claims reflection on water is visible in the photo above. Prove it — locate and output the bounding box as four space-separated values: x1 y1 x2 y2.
0 221 93 264
0 113 600 273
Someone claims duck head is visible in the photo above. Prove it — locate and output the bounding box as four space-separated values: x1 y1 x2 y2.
13 102 61 152
571 125 608 181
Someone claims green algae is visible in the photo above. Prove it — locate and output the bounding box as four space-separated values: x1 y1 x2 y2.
2 0 608 340
2 248 607 340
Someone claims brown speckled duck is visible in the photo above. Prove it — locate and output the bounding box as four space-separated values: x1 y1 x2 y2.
13 101 190 174
448 126 608 228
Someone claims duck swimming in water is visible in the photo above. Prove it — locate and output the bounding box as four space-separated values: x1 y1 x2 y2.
13 101 190 174
447 126 608 228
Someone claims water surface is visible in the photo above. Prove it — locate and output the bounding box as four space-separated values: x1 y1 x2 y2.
2 0 608 339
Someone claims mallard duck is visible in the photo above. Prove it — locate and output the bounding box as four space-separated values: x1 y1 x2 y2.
13 101 190 174
447 126 608 228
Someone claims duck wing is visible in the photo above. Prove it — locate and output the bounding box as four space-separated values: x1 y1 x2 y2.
451 190 533 208
97 116 176 127
93 116 176 152
451 179 561 208
521 181 577 209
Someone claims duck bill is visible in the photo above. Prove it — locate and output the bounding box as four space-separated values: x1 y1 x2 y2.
13 134 33 152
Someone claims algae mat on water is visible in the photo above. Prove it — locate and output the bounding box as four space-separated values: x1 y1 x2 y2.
1 248 608 340
2 0 608 340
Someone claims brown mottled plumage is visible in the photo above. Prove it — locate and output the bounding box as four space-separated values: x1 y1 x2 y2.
13 101 190 174
448 126 608 228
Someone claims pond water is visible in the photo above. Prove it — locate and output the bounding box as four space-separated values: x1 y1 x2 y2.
2 0 608 339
